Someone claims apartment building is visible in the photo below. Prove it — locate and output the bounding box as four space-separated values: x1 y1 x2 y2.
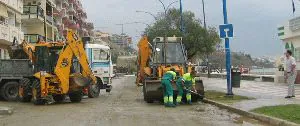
110 34 131 47
54 0 94 38
22 0 94 43
0 0 24 59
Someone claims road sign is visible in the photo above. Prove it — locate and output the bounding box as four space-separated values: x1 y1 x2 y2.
219 24 233 38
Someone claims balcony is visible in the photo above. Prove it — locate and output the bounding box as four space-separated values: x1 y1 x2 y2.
46 15 53 24
0 24 23 45
24 34 46 43
1 0 23 13
62 0 69 8
22 5 45 23
68 4 76 14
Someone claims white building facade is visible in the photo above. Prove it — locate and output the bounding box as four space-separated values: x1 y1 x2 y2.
278 16 300 83
0 0 24 59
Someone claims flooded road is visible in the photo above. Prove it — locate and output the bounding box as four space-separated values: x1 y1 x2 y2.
0 76 268 126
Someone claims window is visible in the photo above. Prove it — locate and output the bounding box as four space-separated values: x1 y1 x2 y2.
154 43 185 64
93 49 109 61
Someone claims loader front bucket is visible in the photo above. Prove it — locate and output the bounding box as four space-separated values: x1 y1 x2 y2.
143 79 205 103
143 80 163 103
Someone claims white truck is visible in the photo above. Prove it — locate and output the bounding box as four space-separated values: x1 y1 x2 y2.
85 43 113 92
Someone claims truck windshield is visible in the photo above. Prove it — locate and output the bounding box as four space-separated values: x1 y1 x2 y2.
154 43 185 63
93 49 109 61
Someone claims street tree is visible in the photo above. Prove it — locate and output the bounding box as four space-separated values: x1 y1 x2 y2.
145 8 220 59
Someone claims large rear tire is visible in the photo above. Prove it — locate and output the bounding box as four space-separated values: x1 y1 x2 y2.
0 81 19 101
69 91 82 103
18 78 32 102
32 79 47 105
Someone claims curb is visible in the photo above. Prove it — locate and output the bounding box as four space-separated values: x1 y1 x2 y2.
203 99 299 126
0 107 13 115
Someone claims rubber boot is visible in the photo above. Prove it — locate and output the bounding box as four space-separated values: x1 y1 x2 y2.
164 96 168 107
168 102 176 107
187 100 192 105
186 94 192 105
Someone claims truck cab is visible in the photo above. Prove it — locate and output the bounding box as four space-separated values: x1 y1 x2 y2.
85 44 113 92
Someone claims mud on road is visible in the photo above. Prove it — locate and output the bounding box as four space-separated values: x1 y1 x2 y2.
0 76 267 126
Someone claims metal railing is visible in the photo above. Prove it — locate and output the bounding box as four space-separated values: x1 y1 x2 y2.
23 5 44 18
24 34 45 43
46 15 53 24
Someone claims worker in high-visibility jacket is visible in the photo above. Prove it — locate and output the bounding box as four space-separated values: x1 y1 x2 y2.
161 68 177 107
176 71 197 105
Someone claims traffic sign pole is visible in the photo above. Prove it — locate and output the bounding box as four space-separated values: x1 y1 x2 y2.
222 0 233 96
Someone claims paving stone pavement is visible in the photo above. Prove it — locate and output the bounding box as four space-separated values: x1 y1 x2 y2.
202 77 300 111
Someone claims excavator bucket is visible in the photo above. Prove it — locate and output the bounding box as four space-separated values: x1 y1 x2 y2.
69 73 93 92
143 78 204 103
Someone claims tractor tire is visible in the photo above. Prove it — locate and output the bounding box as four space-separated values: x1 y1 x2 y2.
32 79 47 105
18 78 32 102
69 91 82 103
88 78 101 98
0 81 19 101
53 95 65 103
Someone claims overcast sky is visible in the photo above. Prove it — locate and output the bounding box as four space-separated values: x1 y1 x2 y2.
82 0 298 57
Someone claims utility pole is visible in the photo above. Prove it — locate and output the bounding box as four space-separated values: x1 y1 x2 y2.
180 0 184 33
201 0 210 78
222 0 233 96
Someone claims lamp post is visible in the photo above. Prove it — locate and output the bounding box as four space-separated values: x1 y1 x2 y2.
179 0 183 33
133 22 151 36
136 11 158 21
115 22 138 35
201 0 210 78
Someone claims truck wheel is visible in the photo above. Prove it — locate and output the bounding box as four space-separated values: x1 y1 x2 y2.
106 85 112 93
18 79 32 102
69 91 82 103
53 95 65 103
32 79 46 105
88 78 101 98
0 81 19 101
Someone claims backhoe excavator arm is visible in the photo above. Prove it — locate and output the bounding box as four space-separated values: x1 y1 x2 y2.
54 30 97 93
136 36 152 85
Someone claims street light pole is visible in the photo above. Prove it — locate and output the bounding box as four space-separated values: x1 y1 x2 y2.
136 11 158 21
201 0 207 29
201 0 210 78
180 0 183 33
222 0 233 96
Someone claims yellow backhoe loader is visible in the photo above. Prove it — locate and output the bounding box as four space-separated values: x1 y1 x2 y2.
15 30 101 105
136 35 204 103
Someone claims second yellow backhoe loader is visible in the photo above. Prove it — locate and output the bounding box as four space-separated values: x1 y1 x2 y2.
15 30 101 105
136 35 205 103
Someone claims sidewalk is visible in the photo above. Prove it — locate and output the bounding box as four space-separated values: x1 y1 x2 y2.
203 77 300 111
